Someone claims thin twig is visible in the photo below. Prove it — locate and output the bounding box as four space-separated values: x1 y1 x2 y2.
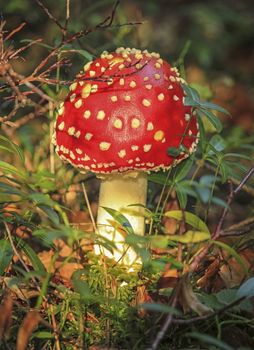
49 101 55 174
35 0 65 31
204 162 254 197
221 216 254 236
148 288 179 350
213 165 254 240
81 182 97 233
64 0 70 38
234 166 254 194
172 296 245 324
5 22 26 41
189 165 254 273
9 38 42 59
49 304 61 350
4 222 33 275
212 181 234 240
66 0 70 21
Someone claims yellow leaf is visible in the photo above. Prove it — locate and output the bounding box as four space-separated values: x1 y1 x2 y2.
170 230 210 243
181 275 213 316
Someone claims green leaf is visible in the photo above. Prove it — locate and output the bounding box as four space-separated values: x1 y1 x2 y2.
0 182 24 196
236 277 254 299
0 145 15 153
0 160 26 178
148 173 172 186
151 230 210 247
34 226 91 247
170 230 210 243
174 157 194 182
194 175 214 203
33 229 57 247
0 136 25 164
218 161 230 183
150 235 169 248
32 331 54 339
189 83 213 100
215 288 252 312
102 207 134 235
185 332 234 350
15 238 46 274
27 193 55 206
211 196 228 208
139 303 181 316
151 257 183 271
216 288 237 305
199 101 230 115
213 241 249 276
72 271 102 303
0 240 13 275
197 292 222 310
196 113 206 151
167 147 181 158
32 170 56 191
182 84 200 102
125 233 148 245
198 108 223 132
75 49 94 61
224 152 251 161
38 205 59 225
183 96 200 107
164 210 210 233
175 186 187 209
21 39 53 50
209 134 227 152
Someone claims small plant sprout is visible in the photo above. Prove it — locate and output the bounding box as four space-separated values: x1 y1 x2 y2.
52 47 199 265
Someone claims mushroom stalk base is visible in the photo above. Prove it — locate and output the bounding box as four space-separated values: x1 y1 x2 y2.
95 173 147 266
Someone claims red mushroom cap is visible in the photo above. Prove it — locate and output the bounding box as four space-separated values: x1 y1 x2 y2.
53 48 199 174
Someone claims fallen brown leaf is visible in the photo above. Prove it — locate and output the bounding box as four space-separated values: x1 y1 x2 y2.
16 310 41 350
134 285 153 317
0 293 13 340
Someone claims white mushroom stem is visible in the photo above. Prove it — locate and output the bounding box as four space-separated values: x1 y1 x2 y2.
95 172 147 265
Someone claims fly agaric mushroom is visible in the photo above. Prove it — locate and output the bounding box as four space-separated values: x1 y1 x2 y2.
52 47 199 265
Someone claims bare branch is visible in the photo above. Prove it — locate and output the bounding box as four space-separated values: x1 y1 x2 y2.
5 22 26 41
9 38 42 59
148 285 180 350
34 0 65 31
172 296 245 325
221 216 254 236
189 165 254 273
213 165 254 240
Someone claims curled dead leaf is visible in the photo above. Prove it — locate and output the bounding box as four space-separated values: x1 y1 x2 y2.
0 293 13 340
180 275 213 316
134 285 153 317
16 310 41 350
